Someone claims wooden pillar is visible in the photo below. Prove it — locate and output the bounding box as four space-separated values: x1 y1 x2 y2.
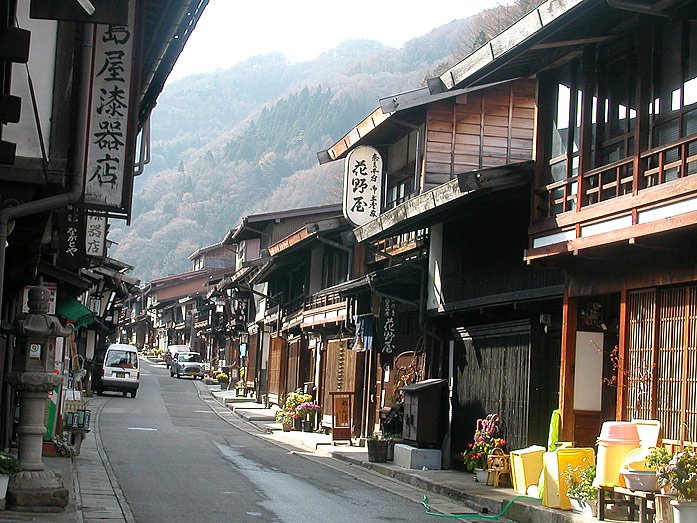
533 73 554 221
616 288 628 420
577 45 596 209
633 20 652 195
560 289 577 441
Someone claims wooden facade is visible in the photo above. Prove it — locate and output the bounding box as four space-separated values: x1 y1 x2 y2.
527 16 697 261
268 336 287 406
320 339 358 430
245 332 258 390
424 79 536 191
624 285 697 446
513 7 697 446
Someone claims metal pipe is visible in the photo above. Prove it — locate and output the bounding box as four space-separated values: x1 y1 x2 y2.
0 24 93 449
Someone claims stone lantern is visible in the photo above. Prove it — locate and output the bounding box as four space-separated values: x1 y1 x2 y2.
4 284 72 511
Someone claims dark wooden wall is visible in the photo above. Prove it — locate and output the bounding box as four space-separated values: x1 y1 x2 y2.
440 190 564 307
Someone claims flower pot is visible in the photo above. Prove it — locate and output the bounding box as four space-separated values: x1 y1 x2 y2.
282 422 292 432
293 417 302 431
569 496 597 517
302 420 314 432
474 468 489 484
0 475 9 499
671 499 697 523
367 440 388 463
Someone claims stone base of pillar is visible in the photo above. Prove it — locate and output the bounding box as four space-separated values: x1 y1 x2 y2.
6 470 68 512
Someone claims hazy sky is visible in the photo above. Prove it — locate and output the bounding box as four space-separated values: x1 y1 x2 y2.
170 0 501 81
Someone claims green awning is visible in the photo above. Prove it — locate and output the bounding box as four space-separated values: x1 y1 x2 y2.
56 299 94 329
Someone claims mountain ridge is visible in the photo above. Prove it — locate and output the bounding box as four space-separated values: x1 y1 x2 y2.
110 17 478 280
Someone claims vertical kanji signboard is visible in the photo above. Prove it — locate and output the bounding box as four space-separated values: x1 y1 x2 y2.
343 146 383 227
83 0 134 211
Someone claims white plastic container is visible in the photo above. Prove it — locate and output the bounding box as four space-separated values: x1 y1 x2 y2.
621 469 659 492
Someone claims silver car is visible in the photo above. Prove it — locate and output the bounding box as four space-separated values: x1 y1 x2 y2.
170 351 204 379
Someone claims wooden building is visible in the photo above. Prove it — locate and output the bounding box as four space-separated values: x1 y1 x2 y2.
0 1 208 449
429 0 697 447
253 215 356 429
319 74 565 461
213 205 346 405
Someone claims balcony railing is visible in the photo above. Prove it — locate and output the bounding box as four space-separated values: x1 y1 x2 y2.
371 228 428 260
540 135 697 217
305 292 344 311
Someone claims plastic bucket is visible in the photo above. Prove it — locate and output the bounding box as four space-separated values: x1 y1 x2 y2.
596 421 640 487
598 421 641 443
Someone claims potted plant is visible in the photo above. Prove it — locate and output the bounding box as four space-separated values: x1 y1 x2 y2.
562 461 597 517
367 435 388 463
0 452 20 499
274 409 296 432
295 401 320 432
462 414 505 483
282 390 312 430
658 447 697 522
235 380 246 397
216 372 229 389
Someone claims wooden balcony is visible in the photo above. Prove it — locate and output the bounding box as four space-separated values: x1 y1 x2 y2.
369 229 427 262
528 135 697 261
302 292 347 328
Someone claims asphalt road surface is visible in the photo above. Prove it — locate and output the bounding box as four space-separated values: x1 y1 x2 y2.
96 358 447 522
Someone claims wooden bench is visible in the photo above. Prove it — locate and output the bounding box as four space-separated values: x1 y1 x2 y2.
598 485 656 523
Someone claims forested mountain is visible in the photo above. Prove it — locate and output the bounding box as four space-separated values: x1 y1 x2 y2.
109 16 488 280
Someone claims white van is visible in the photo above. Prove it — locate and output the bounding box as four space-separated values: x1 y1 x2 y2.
164 344 189 368
93 343 140 398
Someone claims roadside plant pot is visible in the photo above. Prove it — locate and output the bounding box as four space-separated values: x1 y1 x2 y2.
302 420 314 432
282 422 292 432
671 499 697 523
569 496 597 518
367 439 388 463
474 468 489 484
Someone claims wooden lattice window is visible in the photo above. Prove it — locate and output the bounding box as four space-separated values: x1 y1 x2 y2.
626 286 697 445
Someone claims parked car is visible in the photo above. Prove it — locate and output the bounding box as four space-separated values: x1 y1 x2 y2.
170 352 204 379
164 344 188 368
93 344 139 398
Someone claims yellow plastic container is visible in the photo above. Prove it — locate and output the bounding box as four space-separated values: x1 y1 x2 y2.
595 421 641 487
557 448 595 510
596 441 641 486
510 446 546 495
542 447 596 509
542 451 561 508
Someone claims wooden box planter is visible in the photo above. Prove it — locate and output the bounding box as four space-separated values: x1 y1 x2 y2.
367 440 388 463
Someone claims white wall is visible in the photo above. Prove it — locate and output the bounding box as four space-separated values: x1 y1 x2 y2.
8 1 57 158
427 223 444 311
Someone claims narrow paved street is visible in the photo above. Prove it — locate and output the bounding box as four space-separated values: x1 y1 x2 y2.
96 359 443 522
